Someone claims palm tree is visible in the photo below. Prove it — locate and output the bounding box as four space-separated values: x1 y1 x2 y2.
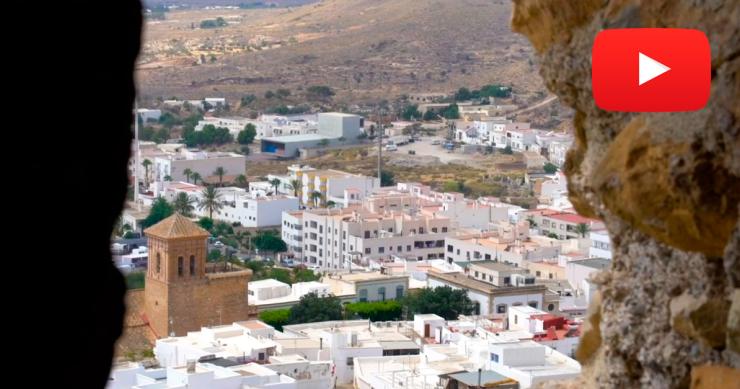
173 192 195 216
288 179 301 197
270 178 282 195
142 159 152 188
213 166 227 186
309 191 323 207
575 223 590 238
191 172 202 185
183 168 193 183
198 185 223 219
235 174 249 188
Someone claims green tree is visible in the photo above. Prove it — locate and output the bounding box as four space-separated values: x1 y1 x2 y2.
259 309 291 331
198 185 223 219
317 139 330 147
326 200 337 208
289 293 343 324
543 162 558 174
547 232 559 239
212 221 234 238
197 217 214 231
265 268 292 284
380 171 395 186
442 180 464 193
173 192 195 216
503 145 513 155
200 17 227 28
238 123 257 144
442 104 460 119
235 174 249 188
346 300 403 321
241 94 256 107
404 286 475 320
164 175 172 182
401 105 421 121
269 178 282 195
306 85 334 101
276 88 291 98
252 231 288 252
191 172 202 185
264 90 276 99
455 87 472 101
288 179 301 197
208 249 222 262
142 159 152 188
575 223 590 238
142 197 174 228
293 267 320 283
213 166 227 186
309 191 323 207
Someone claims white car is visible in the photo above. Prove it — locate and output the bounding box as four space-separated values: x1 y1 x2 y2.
213 241 224 247
385 144 398 151
431 139 441 145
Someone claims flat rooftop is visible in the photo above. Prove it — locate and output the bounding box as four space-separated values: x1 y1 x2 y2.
571 258 611 270
262 134 329 143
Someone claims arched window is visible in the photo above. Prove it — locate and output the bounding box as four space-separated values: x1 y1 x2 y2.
190 255 196 276
156 253 161 273
547 303 555 311
177 256 184 276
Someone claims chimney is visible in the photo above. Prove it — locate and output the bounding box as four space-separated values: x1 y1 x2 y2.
186 359 196 373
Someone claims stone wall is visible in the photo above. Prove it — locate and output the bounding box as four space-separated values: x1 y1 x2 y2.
511 0 739 387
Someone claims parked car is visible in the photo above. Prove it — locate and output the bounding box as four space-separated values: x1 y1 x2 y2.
431 139 441 145
385 144 398 151
408 150 416 155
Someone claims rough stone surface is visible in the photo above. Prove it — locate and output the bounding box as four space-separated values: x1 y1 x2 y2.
512 0 740 386
690 365 740 389
729 289 740 354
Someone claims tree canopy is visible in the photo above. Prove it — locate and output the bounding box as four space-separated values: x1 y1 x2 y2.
142 197 174 228
404 286 476 320
289 293 343 324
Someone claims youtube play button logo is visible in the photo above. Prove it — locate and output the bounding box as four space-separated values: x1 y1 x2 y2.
592 28 711 112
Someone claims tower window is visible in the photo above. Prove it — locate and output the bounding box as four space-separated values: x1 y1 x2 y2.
190 255 195 276
178 256 184 276
156 253 161 273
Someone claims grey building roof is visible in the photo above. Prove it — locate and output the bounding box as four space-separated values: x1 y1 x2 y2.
572 258 611 270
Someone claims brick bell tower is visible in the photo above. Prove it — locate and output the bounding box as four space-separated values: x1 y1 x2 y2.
143 213 252 337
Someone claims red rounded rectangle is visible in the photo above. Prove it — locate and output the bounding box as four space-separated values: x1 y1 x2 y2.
592 28 711 112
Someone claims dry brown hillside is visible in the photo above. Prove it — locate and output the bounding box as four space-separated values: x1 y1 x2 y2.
137 0 543 104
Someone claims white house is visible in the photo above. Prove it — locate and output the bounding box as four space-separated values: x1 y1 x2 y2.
486 339 581 388
588 229 612 259
249 279 292 303
137 108 162 123
282 211 304 259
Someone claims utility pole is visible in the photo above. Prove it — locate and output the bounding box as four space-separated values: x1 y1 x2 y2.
134 103 139 207
377 107 383 186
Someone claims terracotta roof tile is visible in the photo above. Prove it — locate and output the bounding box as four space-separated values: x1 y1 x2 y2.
144 213 209 239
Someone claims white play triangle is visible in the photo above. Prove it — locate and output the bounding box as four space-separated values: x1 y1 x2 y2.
639 52 670 86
